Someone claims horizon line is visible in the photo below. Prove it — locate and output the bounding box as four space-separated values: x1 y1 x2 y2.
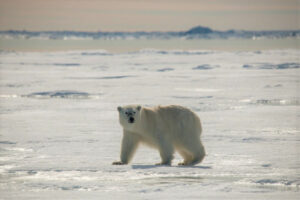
1 25 299 33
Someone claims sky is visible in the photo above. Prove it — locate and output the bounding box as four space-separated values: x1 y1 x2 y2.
0 0 299 31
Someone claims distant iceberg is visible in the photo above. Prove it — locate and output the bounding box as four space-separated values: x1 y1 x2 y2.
184 26 213 35
0 26 299 40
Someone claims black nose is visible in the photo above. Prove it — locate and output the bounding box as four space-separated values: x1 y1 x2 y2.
129 117 134 123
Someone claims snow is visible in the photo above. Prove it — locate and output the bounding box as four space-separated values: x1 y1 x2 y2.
0 49 299 199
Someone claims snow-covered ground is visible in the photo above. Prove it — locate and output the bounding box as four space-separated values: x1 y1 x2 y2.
0 49 299 199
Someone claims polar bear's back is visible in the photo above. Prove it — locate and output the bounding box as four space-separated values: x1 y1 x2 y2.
153 105 202 137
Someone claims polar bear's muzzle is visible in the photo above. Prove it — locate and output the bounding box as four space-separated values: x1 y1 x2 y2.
129 117 135 123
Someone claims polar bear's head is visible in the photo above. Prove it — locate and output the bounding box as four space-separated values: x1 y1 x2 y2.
117 105 142 129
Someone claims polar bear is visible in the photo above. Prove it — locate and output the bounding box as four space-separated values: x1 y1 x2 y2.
112 105 205 166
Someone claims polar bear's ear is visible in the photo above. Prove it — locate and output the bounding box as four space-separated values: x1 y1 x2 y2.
117 106 122 112
137 105 141 111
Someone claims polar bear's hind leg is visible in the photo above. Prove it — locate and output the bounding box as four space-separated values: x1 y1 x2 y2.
177 148 193 165
156 139 174 165
177 139 205 166
190 142 206 165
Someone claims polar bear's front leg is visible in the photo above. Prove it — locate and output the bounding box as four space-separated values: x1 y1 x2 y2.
112 130 139 165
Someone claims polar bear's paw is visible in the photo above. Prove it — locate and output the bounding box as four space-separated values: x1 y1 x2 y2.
155 162 171 166
178 162 194 166
178 162 186 166
112 161 127 165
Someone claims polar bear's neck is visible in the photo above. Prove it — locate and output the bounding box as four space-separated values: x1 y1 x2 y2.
136 107 156 133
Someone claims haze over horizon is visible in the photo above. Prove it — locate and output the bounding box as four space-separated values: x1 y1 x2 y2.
0 0 299 32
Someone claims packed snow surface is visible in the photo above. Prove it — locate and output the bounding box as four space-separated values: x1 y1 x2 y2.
0 49 299 199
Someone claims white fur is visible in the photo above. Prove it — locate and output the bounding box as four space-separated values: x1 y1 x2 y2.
113 105 205 166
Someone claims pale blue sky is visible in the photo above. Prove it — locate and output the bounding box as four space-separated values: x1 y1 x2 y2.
0 0 299 31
